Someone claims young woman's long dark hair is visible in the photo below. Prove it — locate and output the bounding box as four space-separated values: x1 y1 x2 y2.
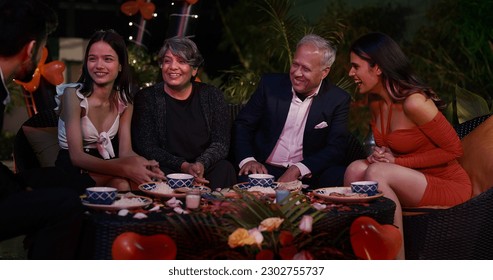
77 29 133 104
350 32 445 110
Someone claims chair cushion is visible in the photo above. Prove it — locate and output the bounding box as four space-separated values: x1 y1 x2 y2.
22 126 60 167
459 115 493 197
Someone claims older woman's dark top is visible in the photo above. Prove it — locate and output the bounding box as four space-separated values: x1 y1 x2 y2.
131 81 235 188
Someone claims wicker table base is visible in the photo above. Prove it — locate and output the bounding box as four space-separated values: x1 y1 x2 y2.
80 197 395 260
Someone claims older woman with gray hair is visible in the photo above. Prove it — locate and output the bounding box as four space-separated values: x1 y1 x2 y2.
132 36 236 189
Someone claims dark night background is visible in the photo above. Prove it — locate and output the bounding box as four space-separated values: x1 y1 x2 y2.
42 0 238 78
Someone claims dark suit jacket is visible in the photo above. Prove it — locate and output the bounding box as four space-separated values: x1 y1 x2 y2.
234 73 350 176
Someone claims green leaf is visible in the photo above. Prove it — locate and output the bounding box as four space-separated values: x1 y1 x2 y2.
455 85 491 123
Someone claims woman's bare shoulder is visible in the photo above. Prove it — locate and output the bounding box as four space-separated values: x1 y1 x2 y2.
403 93 437 124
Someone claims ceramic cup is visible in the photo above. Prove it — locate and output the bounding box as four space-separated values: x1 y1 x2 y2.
248 174 275 187
166 173 194 189
85 187 117 205
350 181 379 196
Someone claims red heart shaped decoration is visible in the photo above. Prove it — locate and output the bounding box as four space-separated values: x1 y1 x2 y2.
120 1 139 16
14 69 41 93
112 232 177 260
185 0 199 5
14 47 65 92
139 1 156 20
40 60 65 86
121 0 155 20
350 216 402 260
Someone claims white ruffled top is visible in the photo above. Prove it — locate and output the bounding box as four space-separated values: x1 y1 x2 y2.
56 83 127 159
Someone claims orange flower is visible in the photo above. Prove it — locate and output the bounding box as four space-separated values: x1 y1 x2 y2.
259 217 284 232
279 230 294 246
228 228 256 248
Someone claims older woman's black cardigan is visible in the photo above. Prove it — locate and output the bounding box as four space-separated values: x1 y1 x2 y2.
131 81 231 171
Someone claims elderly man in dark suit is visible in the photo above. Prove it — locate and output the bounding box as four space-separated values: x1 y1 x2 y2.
234 34 350 188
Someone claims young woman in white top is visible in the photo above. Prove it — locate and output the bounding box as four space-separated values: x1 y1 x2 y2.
56 30 164 191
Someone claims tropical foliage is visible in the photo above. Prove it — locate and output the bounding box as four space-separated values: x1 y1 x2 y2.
213 0 348 105
127 44 161 90
407 0 493 124
165 190 353 259
212 0 492 135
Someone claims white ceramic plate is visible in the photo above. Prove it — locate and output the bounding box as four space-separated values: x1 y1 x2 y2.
82 195 152 211
138 182 211 198
232 182 281 197
233 182 279 189
313 187 383 203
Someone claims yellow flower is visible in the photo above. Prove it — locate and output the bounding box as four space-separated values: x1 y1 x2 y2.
259 217 284 232
228 228 256 248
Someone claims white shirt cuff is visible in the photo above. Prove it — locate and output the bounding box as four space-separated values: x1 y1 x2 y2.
239 157 256 169
294 162 311 178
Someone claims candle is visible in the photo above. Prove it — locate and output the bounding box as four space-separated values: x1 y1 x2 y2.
276 189 290 205
186 190 201 210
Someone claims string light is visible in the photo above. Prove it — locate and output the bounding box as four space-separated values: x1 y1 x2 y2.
170 13 199 18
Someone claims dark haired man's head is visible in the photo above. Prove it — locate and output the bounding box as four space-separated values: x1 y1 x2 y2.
0 0 58 81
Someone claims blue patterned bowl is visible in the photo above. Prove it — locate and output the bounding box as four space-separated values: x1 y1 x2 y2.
140 182 158 191
166 173 194 189
248 174 275 187
350 181 379 196
85 187 117 205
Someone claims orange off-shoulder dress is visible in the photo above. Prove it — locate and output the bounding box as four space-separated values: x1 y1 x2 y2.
372 110 472 206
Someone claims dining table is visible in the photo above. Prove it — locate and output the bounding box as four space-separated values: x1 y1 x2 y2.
77 186 396 260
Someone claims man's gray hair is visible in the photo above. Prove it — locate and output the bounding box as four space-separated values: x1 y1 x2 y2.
297 34 337 68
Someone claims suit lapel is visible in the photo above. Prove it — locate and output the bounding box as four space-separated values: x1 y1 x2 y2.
272 78 293 135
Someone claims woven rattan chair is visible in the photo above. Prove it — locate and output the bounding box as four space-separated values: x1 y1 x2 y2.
345 133 367 165
403 113 493 259
13 109 58 173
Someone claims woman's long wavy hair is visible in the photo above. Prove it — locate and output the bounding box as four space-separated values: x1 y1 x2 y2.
77 29 133 104
350 32 445 110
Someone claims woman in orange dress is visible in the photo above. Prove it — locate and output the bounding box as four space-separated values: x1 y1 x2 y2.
344 32 472 259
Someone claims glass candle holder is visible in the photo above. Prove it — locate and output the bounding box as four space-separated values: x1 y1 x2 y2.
275 189 290 205
186 189 201 210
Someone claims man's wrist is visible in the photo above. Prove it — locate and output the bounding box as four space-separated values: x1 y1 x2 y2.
293 162 310 178
239 157 256 169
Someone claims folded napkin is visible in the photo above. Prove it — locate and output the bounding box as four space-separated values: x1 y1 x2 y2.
166 197 183 208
